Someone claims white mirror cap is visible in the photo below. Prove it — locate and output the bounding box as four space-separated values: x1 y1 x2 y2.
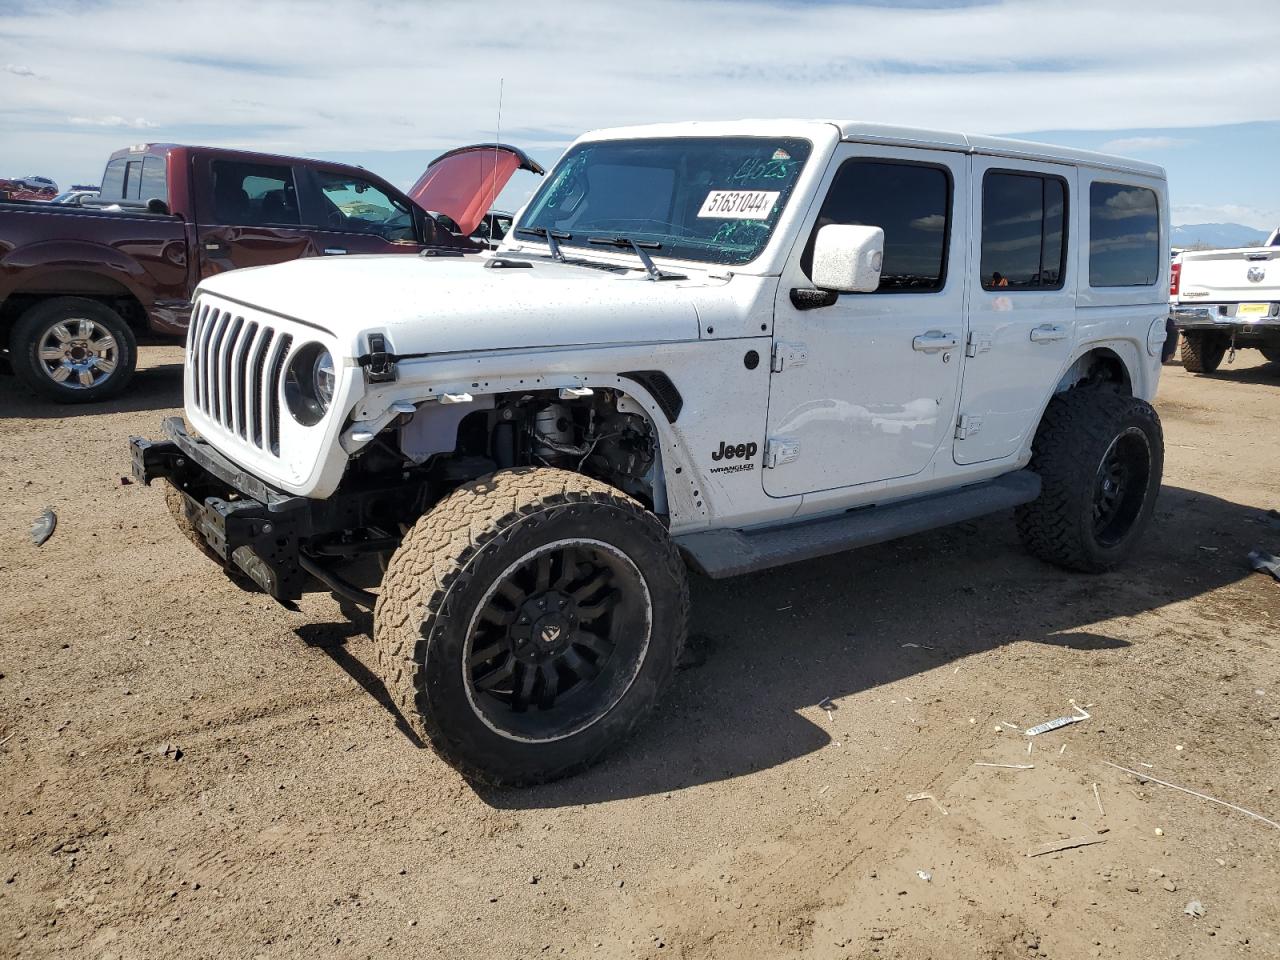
812 223 885 293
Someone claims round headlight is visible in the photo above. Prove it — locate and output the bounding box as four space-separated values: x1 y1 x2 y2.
284 343 335 426
313 350 335 409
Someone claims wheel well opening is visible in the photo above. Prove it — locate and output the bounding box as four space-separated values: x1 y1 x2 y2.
1057 348 1132 396
1 273 147 337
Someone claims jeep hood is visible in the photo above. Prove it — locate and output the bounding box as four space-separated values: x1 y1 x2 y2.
197 253 706 355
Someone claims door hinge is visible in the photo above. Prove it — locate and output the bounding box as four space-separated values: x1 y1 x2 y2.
954 414 983 440
965 331 993 358
764 437 801 468
771 341 809 373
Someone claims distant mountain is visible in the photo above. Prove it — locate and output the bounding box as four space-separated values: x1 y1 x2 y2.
1171 222 1269 249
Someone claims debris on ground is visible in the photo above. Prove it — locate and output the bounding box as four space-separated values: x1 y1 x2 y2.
915 870 932 881
906 792 948 816
1026 835 1108 858
1093 783 1104 816
974 763 1034 770
1025 700 1091 736
1103 761 1280 832
1248 549 1280 582
817 697 837 721
29 508 56 546
1184 900 1206 918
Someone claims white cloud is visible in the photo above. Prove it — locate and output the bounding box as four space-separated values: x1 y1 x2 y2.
67 115 158 129
1098 136 1195 154
1 0 1277 197
4 63 35 76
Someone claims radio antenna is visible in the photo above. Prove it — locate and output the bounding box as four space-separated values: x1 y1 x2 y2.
492 78 504 214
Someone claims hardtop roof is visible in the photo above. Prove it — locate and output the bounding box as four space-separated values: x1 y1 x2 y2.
836 121 1165 179
575 120 1165 179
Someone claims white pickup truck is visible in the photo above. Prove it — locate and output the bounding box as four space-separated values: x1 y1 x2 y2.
1171 227 1280 372
132 120 1170 785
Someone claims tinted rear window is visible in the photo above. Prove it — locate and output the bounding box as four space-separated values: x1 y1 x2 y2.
981 171 1068 290
209 160 300 226
100 158 126 200
1089 182 1160 287
140 154 167 204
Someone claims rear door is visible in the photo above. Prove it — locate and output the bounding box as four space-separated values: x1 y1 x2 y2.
194 155 314 279
953 160 1076 465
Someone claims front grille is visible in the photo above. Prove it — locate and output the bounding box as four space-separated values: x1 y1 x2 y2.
188 302 293 455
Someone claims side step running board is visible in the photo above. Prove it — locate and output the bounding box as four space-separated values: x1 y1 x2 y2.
675 470 1041 579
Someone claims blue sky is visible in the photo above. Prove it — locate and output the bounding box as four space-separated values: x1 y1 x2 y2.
2 0 1278 228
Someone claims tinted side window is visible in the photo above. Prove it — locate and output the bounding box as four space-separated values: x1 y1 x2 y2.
139 154 167 205
1089 182 1160 287
100 159 126 199
209 160 300 226
802 159 951 292
313 171 416 241
981 171 1068 290
122 160 142 201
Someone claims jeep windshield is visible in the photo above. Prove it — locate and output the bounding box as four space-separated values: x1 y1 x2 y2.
517 137 813 266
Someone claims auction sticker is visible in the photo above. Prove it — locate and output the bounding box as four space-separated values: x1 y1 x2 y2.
698 190 780 219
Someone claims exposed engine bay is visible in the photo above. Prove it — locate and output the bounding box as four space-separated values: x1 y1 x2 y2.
347 388 661 515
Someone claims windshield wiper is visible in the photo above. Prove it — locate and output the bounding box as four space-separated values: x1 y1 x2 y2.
514 226 570 262
588 236 664 280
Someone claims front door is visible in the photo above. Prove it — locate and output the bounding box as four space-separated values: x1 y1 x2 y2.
953 160 1077 465
298 167 434 257
764 145 968 498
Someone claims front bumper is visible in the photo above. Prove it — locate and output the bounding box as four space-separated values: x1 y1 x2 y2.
130 417 401 602
131 418 314 599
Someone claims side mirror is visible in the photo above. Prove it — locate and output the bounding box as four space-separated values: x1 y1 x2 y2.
812 224 884 293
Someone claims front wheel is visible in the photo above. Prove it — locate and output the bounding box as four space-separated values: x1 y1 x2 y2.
10 297 137 403
374 468 689 786
1016 388 1163 573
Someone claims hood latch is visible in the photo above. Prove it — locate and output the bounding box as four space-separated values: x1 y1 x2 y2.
360 333 398 384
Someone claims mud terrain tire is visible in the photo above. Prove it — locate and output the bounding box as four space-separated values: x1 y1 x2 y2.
374 468 689 786
1180 331 1225 374
1016 388 1163 573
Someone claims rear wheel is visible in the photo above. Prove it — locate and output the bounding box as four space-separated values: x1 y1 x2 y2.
10 297 137 402
1180 331 1225 374
1016 388 1163 573
374 468 688 785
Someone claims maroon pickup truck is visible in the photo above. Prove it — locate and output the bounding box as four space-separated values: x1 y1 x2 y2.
0 142 542 402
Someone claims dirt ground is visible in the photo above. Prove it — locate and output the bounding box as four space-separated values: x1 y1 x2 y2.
2 345 1279 960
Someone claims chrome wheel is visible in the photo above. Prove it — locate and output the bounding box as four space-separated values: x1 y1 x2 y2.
35 317 119 389
462 537 653 744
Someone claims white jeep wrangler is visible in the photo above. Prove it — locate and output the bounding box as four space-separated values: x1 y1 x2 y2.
132 120 1171 785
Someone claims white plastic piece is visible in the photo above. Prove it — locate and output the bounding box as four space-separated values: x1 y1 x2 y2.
558 386 594 399
440 392 474 404
350 429 375 442
811 224 884 293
